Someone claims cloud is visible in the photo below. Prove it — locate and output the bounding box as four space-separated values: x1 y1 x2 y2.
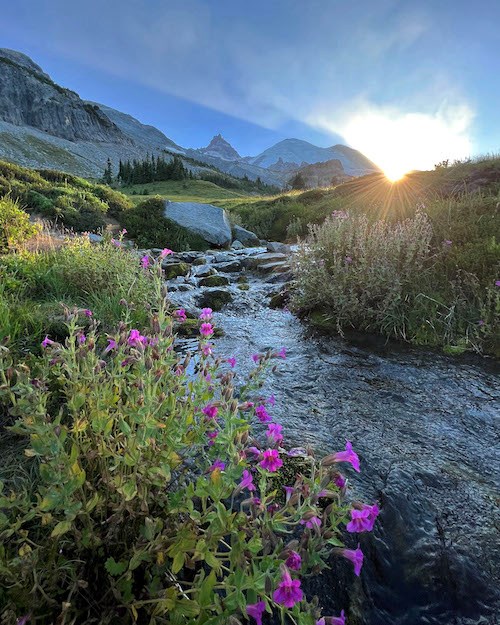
309 100 474 176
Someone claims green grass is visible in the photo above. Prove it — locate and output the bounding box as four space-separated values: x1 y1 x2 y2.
120 179 261 209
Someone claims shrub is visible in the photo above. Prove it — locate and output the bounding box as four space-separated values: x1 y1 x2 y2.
0 256 378 625
0 197 40 252
122 196 208 250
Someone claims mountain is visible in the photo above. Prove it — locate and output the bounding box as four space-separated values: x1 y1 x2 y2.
293 158 350 188
196 134 241 161
249 138 380 176
0 48 379 187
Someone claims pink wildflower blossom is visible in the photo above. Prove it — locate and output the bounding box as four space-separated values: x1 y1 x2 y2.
333 440 360 472
277 347 287 359
266 422 283 444
341 544 364 576
255 404 272 423
160 248 173 258
301 515 322 529
443 240 452 246
272 568 303 608
111 238 121 247
246 601 266 625
496 280 500 287
77 333 86 344
83 309 93 317
41 336 55 348
240 469 256 491
346 503 379 533
128 329 147 347
252 353 261 363
267 394 276 406
141 255 150 269
335 473 347 489
345 256 353 264
199 307 213 321
246 446 262 457
104 338 116 353
283 485 295 502
174 309 187 322
202 343 213 356
285 551 302 570
259 449 283 472
200 322 214 337
208 459 225 472
206 431 218 446
331 611 346 625
202 404 218 420
227 356 237 367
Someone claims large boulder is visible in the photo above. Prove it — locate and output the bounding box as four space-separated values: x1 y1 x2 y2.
164 200 232 247
232 225 260 247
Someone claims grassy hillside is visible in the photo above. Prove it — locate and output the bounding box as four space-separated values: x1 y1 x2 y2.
0 159 132 231
120 178 258 209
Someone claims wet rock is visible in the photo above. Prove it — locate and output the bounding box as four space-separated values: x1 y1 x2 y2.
231 240 244 250
164 200 232 247
177 284 194 292
191 265 216 278
232 224 260 246
258 261 290 274
88 233 103 244
176 251 204 263
192 257 207 265
213 252 235 263
162 262 190 280
243 252 287 269
267 241 291 254
213 260 242 272
198 275 230 287
196 288 233 311
269 290 289 308
238 283 250 291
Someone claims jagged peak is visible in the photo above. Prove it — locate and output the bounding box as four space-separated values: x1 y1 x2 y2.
0 48 50 79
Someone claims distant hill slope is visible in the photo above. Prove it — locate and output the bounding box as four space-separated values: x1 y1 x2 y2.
0 48 379 186
249 138 380 176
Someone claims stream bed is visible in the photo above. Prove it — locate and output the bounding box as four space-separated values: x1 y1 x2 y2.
167 247 500 625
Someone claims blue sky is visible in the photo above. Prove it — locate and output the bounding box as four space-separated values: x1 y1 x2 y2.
2 0 500 169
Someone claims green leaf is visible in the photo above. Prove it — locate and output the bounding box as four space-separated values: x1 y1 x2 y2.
50 520 72 538
129 550 150 571
120 479 137 501
199 569 217 608
172 550 185 574
105 557 128 576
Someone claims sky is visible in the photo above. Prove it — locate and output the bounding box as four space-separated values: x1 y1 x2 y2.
2 0 500 175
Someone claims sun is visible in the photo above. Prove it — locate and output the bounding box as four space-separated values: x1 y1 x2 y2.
383 166 407 183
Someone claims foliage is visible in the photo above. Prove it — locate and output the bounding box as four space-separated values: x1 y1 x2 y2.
0 197 40 252
0 160 133 231
0 252 376 625
121 196 209 250
0 237 154 349
292 210 500 354
117 155 189 186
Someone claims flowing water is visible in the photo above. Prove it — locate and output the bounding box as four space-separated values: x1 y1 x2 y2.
169 249 500 625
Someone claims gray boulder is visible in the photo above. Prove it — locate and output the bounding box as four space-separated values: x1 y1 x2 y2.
231 240 244 250
267 241 291 254
232 224 260 247
164 200 232 247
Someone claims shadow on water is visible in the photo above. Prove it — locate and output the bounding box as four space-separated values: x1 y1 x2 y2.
169 257 500 625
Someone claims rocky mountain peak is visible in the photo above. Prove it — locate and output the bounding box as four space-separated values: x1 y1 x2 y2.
0 48 50 79
199 134 241 160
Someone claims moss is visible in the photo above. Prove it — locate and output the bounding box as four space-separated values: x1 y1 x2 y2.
268 455 312 505
197 289 233 311
175 318 224 338
198 275 230 287
163 262 190 280
237 283 250 291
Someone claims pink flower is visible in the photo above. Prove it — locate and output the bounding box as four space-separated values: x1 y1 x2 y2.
206 431 218 446
255 405 272 423
77 333 86 344
345 256 353 264
266 422 283 444
111 238 121 247
83 309 93 317
41 335 55 348
331 611 346 625
346 503 379 533
120 228 127 235
277 347 287 359
104 338 116 353
267 394 276 406
160 248 173 258
341 544 364 576
443 240 452 246
335 473 346 489
227 357 237 368
246 601 266 625
174 309 187 322
332 440 360 472
478 319 485 326
301 515 321 529
141 255 150 269
259 449 283 472
202 404 218 420
202 343 213 356
285 551 302 570
495 280 500 287
272 568 303 608
208 459 225 472
199 307 213 321
246 446 262 458
128 329 147 347
200 323 214 337
16 616 30 625
283 485 295 502
252 353 261 363
240 469 256 491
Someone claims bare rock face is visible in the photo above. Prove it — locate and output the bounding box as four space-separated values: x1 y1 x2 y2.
0 48 128 143
164 200 232 247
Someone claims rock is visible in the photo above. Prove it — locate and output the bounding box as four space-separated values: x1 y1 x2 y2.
198 275 230 287
232 224 260 246
163 262 190 280
237 275 248 284
243 253 288 269
192 256 207 265
213 252 235 263
164 200 232 247
231 240 244 250
191 265 217 278
88 233 103 244
267 241 291 254
269 290 289 308
238 283 250 291
196 288 233 311
257 261 290 274
213 260 242 273
177 284 194 292
176 251 203 263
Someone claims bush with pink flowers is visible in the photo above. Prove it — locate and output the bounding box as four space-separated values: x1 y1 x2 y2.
0 252 378 625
